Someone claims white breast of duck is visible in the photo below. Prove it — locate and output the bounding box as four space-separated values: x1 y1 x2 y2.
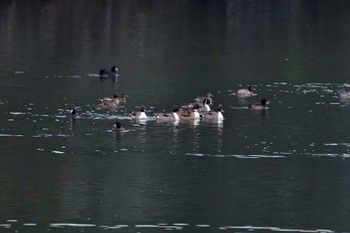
217 111 224 120
173 111 180 120
193 110 200 119
139 111 147 119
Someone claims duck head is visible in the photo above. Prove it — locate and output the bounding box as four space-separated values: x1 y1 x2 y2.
248 85 253 92
111 66 118 73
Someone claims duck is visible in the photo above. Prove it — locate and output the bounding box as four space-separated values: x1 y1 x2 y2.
194 92 214 105
66 108 76 120
339 91 350 100
99 93 128 109
115 93 128 105
99 93 119 110
130 106 148 120
196 98 211 112
178 104 200 120
236 85 255 97
112 121 125 132
99 66 119 77
248 99 269 110
201 104 224 120
155 105 180 122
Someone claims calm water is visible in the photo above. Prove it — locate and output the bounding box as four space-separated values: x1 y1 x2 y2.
1 1 350 232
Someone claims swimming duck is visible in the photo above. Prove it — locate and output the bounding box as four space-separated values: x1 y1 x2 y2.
130 106 148 120
249 99 269 110
201 104 224 120
339 91 350 100
112 121 125 132
99 66 119 76
66 108 76 120
115 93 128 105
236 85 255 97
196 98 211 112
178 104 200 120
194 92 214 105
155 105 180 122
99 93 119 110
99 93 128 109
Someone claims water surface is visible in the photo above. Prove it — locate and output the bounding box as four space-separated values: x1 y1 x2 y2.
1 1 350 232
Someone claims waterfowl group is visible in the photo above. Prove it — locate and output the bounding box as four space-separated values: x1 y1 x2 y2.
95 68 268 130
155 93 224 123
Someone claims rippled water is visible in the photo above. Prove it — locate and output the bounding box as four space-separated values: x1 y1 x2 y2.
2 1 350 233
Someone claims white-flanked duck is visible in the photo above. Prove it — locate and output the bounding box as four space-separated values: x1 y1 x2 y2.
130 106 148 120
178 104 201 120
236 85 255 97
249 99 269 110
196 98 211 112
155 105 180 122
201 104 224 120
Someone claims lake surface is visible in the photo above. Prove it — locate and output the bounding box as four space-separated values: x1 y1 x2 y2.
1 1 350 232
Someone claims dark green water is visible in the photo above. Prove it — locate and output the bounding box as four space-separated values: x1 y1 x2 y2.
1 1 350 232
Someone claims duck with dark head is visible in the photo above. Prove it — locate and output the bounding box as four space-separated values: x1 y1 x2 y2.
100 65 118 76
248 99 269 110
112 121 125 132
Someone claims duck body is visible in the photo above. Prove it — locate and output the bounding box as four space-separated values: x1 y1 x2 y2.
155 106 180 122
178 106 200 120
249 99 269 110
99 93 128 110
131 106 148 120
236 85 255 97
99 66 119 77
99 93 119 110
201 104 224 120
115 93 128 105
340 91 350 100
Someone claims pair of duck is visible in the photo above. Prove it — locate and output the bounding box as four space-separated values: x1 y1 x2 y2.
99 93 128 110
236 85 269 110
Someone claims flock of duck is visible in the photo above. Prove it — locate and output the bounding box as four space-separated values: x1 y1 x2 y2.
68 66 271 132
